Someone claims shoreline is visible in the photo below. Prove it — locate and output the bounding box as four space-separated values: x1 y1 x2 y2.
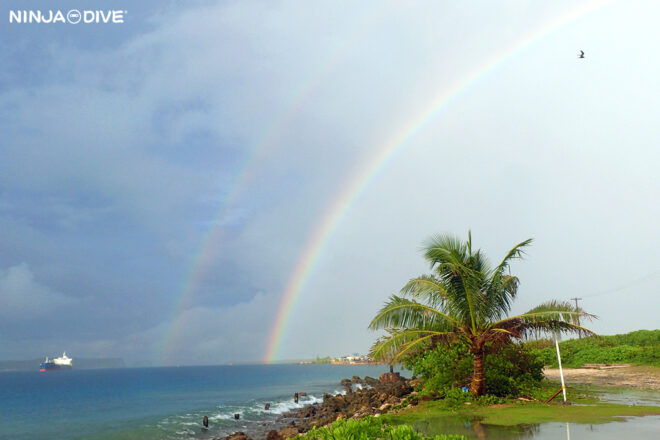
262 373 414 440
218 366 660 440
544 365 660 391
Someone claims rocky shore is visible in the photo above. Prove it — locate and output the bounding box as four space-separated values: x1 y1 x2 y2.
220 372 418 440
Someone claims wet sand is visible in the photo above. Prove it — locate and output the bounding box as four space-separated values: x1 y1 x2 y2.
544 365 660 390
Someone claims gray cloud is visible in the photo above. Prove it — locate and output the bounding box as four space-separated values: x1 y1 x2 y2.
0 263 75 317
1 1 659 364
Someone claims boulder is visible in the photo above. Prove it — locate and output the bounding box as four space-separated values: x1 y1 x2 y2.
278 427 299 439
277 376 416 434
379 372 402 383
266 430 283 440
225 432 251 440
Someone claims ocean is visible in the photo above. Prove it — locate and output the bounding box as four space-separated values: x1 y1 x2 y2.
0 364 392 440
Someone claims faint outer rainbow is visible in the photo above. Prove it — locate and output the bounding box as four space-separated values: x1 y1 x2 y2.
158 3 398 365
263 0 612 362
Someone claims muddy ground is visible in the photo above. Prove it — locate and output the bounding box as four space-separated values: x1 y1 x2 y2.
544 365 660 390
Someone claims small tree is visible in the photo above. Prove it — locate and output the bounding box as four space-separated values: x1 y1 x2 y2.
369 231 595 396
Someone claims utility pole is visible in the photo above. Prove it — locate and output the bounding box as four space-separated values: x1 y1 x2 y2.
570 297 582 338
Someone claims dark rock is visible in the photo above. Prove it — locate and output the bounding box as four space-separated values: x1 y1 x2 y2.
225 432 251 440
278 427 300 438
266 430 283 440
379 372 402 383
278 377 415 434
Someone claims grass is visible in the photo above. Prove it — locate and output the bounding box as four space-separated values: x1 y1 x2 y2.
527 329 660 368
298 416 465 440
382 384 660 429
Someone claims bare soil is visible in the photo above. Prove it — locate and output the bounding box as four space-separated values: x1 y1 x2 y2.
544 365 660 390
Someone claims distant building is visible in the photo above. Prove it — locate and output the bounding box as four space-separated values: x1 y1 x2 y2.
330 354 372 364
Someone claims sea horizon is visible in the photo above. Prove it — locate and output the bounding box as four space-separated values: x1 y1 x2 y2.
0 363 394 440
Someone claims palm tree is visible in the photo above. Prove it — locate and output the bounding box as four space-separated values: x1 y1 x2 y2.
369 231 595 396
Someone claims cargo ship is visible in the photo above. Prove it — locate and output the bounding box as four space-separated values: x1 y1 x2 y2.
40 352 73 371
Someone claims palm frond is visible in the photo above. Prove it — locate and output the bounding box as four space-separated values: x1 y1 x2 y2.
492 238 533 277
368 295 458 331
489 300 597 339
422 233 468 270
369 329 452 362
484 274 520 321
400 274 448 309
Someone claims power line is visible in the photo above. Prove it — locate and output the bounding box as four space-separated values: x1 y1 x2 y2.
581 269 660 299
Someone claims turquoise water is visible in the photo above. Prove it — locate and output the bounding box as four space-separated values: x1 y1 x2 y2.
0 364 392 440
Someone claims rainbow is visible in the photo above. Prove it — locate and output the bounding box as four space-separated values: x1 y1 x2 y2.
263 0 612 362
158 3 399 365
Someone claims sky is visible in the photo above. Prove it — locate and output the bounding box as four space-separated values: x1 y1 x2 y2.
1 0 659 366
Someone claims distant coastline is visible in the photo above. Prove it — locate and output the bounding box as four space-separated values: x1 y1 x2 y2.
299 354 380 365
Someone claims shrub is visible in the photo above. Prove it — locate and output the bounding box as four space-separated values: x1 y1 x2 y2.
405 341 544 397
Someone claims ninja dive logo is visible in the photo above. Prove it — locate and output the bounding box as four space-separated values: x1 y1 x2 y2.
9 9 126 24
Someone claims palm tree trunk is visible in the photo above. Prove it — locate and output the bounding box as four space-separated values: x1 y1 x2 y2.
470 347 486 396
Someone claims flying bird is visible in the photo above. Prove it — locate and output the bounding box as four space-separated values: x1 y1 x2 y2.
578 50 585 59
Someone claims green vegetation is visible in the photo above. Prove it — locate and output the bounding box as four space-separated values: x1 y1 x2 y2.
528 329 660 367
369 231 594 395
382 398 660 429
299 416 465 440
406 341 544 398
312 356 333 364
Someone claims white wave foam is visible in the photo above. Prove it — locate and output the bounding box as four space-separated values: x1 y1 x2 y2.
157 385 350 432
209 413 236 421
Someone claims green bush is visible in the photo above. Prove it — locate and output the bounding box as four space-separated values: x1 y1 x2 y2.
528 330 660 368
299 416 464 440
407 342 473 394
405 341 544 398
437 387 471 409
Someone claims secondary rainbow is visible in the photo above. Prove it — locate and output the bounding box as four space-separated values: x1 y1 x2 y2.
263 0 612 363
158 4 399 365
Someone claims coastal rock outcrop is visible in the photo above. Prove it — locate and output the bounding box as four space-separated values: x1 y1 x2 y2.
266 430 283 440
224 432 252 440
277 375 414 438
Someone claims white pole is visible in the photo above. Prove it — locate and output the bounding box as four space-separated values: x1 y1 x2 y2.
555 337 567 402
